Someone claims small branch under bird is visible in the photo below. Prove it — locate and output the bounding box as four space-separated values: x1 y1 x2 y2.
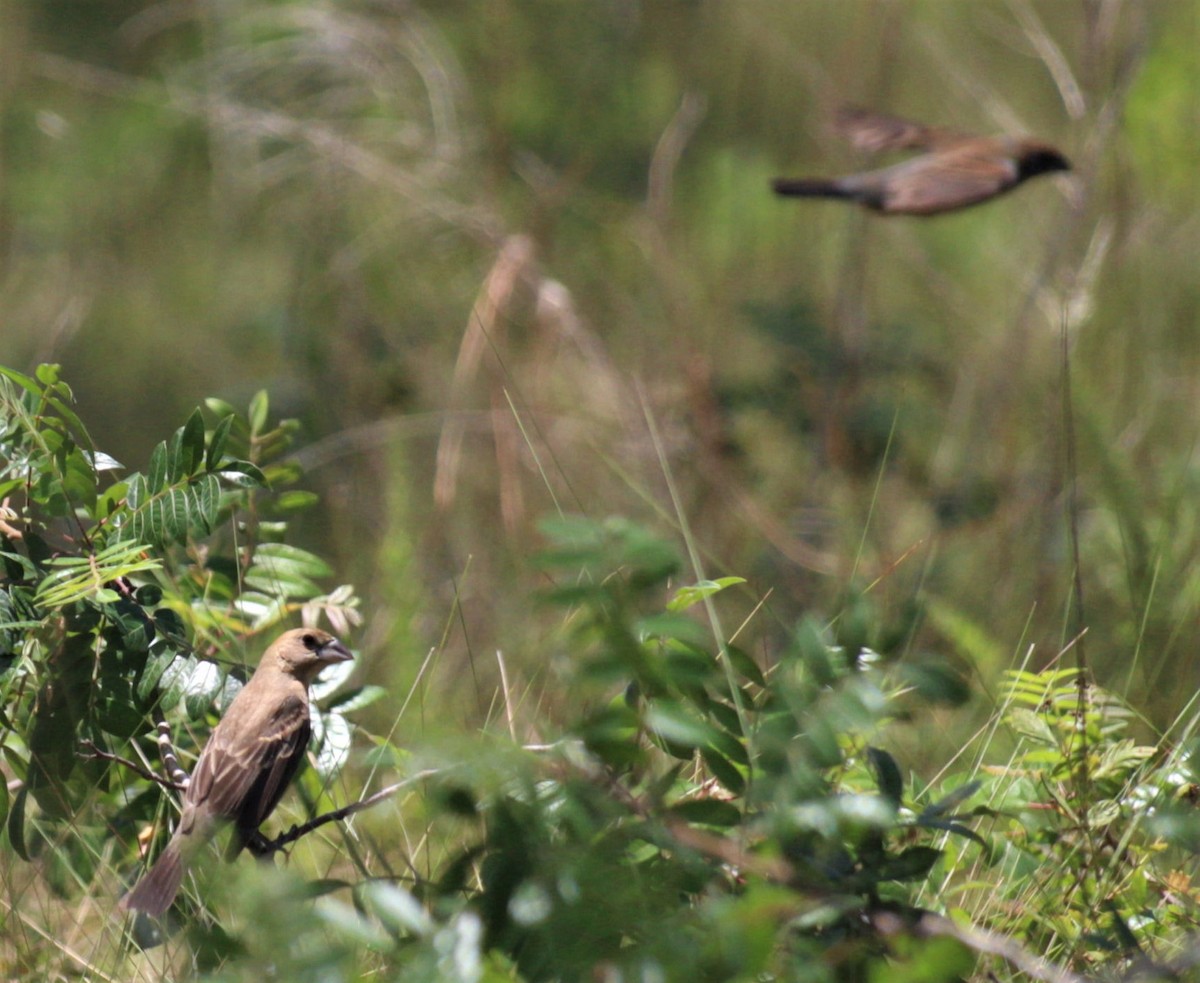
772 107 1071 216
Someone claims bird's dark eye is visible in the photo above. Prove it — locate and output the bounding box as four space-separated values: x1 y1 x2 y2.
302 633 318 650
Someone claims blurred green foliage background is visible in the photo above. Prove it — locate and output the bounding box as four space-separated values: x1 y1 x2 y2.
2 0 1198 743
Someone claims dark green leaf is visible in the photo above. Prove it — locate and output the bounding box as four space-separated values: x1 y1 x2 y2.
134 584 163 607
867 747 905 807
637 613 710 647
137 647 180 703
700 747 746 794
920 780 982 819
158 654 197 712
206 414 236 472
180 408 206 475
898 658 972 706
876 846 942 882
669 798 741 827
146 442 169 494
917 818 989 850
705 698 744 737
6 786 28 861
191 473 221 534
708 726 749 766
726 644 766 687
795 616 839 686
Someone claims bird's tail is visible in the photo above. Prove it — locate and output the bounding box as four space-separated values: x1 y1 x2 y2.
771 177 857 200
120 839 185 917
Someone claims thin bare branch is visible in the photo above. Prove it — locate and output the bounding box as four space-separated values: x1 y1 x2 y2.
78 740 186 793
256 770 439 854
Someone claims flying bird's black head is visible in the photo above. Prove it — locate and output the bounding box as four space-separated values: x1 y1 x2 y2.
1017 145 1072 180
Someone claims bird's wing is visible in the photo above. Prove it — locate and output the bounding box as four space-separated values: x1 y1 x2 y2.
835 107 972 154
186 693 312 828
879 149 1018 214
235 704 312 833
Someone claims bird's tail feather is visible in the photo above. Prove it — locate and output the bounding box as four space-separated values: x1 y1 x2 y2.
120 840 184 917
771 177 856 200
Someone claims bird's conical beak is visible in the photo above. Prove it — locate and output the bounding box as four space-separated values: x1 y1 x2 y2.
318 639 354 663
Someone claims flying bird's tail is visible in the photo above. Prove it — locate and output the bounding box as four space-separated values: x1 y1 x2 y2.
120 838 185 917
771 177 858 200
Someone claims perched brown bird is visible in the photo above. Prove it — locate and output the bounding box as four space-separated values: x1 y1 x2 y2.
772 106 1071 215
120 628 353 917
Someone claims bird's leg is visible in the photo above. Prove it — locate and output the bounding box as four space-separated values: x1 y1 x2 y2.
154 716 191 789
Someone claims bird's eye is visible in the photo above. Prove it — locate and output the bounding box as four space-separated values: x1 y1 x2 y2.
302 633 318 650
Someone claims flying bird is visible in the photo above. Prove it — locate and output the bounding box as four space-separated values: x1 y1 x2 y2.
120 628 354 917
772 107 1071 215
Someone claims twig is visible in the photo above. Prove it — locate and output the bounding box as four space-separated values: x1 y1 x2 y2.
890 910 1093 983
256 770 440 855
77 740 186 792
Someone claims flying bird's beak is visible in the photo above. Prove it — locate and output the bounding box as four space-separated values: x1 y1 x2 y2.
318 639 355 663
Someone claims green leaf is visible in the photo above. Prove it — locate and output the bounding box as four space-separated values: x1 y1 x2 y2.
362 882 434 936
146 442 169 494
700 747 746 795
920 780 982 819
0 365 41 397
190 473 221 534
137 647 180 704
868 747 905 807
868 935 973 983
636 613 710 647
253 543 333 578
248 390 269 436
206 414 236 472
204 397 238 420
273 490 320 512
794 616 840 686
34 541 161 609
876 846 942 882
669 798 741 827
184 661 225 721
726 644 766 687
898 658 972 706
246 543 330 599
708 725 749 766
667 577 746 613
645 700 718 749
6 786 28 861
917 818 988 850
35 364 59 386
158 654 197 712
218 460 269 488
180 408 206 475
